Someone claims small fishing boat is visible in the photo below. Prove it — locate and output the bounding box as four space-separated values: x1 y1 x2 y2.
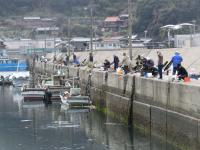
0 50 28 72
41 75 71 100
0 77 13 85
21 85 46 102
21 90 45 102
60 88 91 107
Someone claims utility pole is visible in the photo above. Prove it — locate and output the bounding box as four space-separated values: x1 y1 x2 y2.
128 0 133 60
90 7 94 52
67 17 71 65
192 20 196 35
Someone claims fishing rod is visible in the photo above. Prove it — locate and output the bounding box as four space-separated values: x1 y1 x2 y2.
187 56 200 70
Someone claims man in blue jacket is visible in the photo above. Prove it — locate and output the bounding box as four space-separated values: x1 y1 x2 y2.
171 51 183 75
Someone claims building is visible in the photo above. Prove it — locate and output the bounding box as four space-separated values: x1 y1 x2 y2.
34 27 60 39
102 14 129 32
21 17 56 28
103 16 123 32
70 37 91 51
93 36 123 50
119 14 129 28
4 38 59 54
174 34 200 48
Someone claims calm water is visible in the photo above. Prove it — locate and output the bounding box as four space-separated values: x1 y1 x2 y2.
0 86 180 150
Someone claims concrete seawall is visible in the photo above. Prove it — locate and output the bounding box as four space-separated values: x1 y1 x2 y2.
35 62 200 149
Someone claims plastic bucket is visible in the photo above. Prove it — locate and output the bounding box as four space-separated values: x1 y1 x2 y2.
184 77 190 82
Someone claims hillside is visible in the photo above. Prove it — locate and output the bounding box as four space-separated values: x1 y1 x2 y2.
0 0 199 36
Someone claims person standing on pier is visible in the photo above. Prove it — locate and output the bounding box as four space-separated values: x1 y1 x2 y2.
103 59 111 71
171 51 183 75
121 53 130 74
87 52 94 68
157 51 163 79
111 55 119 71
89 52 93 63
73 53 77 62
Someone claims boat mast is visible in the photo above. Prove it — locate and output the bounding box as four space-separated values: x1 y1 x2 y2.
29 56 35 88
17 60 19 72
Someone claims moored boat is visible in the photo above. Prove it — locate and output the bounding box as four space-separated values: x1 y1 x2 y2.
60 88 91 107
0 50 28 72
21 85 46 102
21 90 45 102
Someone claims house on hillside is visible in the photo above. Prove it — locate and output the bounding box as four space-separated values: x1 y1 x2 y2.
119 14 129 28
20 17 56 29
101 15 129 33
103 16 123 32
33 27 60 39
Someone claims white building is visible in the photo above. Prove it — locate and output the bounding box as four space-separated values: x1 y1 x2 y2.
174 33 200 48
93 37 122 50
4 38 57 50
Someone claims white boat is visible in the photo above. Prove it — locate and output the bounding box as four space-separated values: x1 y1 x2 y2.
41 75 71 100
21 85 46 102
21 90 45 102
60 88 91 107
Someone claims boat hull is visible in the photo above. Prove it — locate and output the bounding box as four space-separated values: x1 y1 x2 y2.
60 95 91 107
0 81 13 86
22 91 45 102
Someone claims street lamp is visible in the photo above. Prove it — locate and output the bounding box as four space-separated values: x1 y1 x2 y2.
160 24 181 48
192 20 196 35
144 30 148 39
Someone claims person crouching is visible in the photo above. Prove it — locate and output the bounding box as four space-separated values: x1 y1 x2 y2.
177 64 188 80
104 59 111 71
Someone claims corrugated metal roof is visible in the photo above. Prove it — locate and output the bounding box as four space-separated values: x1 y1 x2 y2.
24 17 41 20
36 27 59 31
71 37 91 42
105 16 120 22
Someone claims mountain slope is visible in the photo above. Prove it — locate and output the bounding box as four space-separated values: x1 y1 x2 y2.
0 0 199 36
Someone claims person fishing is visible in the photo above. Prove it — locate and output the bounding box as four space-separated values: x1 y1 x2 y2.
111 55 119 71
157 51 163 79
171 51 183 75
121 53 130 74
73 56 80 67
89 52 93 63
133 55 143 72
44 88 52 105
103 59 111 71
177 64 188 80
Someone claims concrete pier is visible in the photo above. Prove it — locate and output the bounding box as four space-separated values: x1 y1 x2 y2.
35 62 200 149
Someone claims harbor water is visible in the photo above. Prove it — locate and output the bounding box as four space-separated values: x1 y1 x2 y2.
0 86 180 150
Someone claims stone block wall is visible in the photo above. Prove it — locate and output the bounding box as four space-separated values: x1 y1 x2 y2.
35 62 200 149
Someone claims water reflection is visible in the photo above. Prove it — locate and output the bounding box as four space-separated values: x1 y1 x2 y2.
0 86 180 150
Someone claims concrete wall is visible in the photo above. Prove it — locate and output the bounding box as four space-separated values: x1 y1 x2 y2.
35 62 200 149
